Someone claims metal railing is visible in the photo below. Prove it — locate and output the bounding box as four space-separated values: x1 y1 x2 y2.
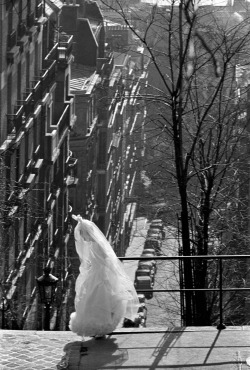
119 254 250 330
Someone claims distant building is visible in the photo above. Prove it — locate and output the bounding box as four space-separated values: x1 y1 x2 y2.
0 0 76 330
61 0 147 255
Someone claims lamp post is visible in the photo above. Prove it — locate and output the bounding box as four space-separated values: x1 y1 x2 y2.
0 298 8 329
36 267 58 331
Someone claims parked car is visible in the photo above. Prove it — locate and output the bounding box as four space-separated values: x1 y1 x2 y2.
134 276 153 299
149 227 162 234
138 302 147 314
135 268 155 285
135 268 153 278
137 294 146 303
140 254 156 272
154 208 171 223
134 314 143 327
149 222 165 239
151 218 163 225
138 309 147 327
123 315 140 327
141 253 156 262
138 260 157 274
144 238 162 255
147 229 162 240
123 318 135 327
142 248 156 256
123 299 148 328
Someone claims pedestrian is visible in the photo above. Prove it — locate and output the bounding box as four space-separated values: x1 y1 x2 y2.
69 215 139 338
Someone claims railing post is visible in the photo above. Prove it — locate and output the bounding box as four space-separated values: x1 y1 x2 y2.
1 298 5 329
217 257 226 330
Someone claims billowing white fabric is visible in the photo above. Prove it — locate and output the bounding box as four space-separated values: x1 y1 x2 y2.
69 215 139 337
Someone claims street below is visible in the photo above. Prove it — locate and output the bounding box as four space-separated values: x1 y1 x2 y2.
123 217 181 329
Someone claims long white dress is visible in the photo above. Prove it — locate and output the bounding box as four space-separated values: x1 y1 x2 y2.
69 216 139 337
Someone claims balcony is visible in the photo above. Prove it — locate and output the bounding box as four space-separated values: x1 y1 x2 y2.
28 61 56 112
66 95 76 129
65 175 78 187
32 158 43 174
7 105 25 132
35 1 43 19
20 91 33 117
41 59 57 95
24 173 36 189
49 103 71 137
44 35 73 66
66 154 78 176
17 22 27 40
7 30 19 64
64 0 79 4
27 12 35 28
57 34 73 63
46 193 56 211
6 60 57 135
112 131 121 148
58 104 70 137
31 80 42 106
45 130 60 164
7 30 17 50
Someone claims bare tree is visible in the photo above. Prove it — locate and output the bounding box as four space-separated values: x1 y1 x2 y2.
99 0 250 325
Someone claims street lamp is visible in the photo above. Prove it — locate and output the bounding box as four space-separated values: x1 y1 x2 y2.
36 267 58 331
0 298 8 329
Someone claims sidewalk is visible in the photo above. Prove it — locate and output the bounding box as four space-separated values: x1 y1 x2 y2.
122 216 148 282
1 326 250 369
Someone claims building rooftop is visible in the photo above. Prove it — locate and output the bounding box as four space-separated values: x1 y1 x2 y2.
1 326 250 369
70 64 99 93
45 0 64 16
113 51 130 67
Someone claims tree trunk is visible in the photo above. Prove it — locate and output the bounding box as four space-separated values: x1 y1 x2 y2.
194 193 210 325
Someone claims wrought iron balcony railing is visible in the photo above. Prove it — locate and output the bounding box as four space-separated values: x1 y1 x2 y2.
27 12 35 28
35 1 43 19
44 35 74 64
58 35 73 62
7 30 17 50
17 22 26 39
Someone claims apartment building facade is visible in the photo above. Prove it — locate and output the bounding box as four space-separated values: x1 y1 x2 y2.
0 0 76 330
61 1 147 255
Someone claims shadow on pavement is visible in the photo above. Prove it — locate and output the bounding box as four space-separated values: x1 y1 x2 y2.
57 337 128 369
149 328 185 370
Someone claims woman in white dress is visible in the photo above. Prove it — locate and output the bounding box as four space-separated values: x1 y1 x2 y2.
69 215 139 337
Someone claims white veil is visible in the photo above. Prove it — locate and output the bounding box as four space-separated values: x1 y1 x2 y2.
72 214 117 257
72 215 139 320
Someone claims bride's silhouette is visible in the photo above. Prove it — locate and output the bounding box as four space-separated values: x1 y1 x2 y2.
69 215 139 337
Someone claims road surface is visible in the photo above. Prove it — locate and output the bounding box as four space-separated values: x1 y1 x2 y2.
123 218 181 328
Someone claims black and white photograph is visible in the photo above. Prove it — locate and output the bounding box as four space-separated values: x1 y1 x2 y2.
1 0 250 369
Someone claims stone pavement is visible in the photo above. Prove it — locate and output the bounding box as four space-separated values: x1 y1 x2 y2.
122 216 148 282
1 326 250 369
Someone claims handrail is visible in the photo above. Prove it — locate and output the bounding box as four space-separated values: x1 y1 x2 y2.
119 255 250 260
119 254 250 329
